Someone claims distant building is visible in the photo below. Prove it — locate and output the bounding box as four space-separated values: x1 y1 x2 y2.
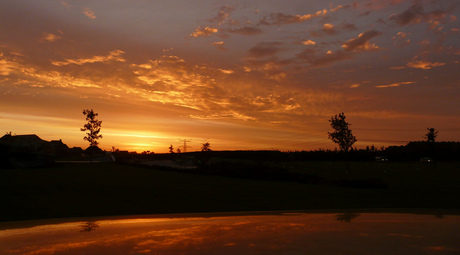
0 134 71 167
0 134 49 155
84 146 104 156
69 147 84 156
49 139 69 157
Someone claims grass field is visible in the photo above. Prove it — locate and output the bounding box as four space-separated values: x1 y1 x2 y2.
1 161 459 222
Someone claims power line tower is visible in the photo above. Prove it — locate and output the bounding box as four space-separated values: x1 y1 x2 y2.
178 138 191 153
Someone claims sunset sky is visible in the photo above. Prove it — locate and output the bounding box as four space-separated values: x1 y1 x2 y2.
1 0 459 153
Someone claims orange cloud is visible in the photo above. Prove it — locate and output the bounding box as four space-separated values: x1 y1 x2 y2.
209 5 235 25
406 60 445 69
376 81 415 88
392 32 410 47
82 7 96 19
350 83 360 88
259 9 328 25
259 3 352 26
302 40 316 46
342 30 382 52
0 57 22 76
40 31 63 42
51 50 125 66
212 41 226 51
190 26 218 37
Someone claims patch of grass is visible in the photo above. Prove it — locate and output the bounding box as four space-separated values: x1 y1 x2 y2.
0 161 459 221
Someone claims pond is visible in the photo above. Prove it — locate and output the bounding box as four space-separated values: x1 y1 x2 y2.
1 210 459 254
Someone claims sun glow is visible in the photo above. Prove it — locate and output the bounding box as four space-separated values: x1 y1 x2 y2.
104 130 173 152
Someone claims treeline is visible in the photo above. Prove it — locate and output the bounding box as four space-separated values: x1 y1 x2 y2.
384 141 460 161
117 141 460 162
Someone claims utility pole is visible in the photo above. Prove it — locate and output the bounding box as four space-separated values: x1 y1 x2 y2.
178 138 191 153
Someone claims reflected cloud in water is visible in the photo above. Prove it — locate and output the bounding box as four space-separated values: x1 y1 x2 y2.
0 211 459 255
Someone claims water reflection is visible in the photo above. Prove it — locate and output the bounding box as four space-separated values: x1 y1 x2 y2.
80 221 99 232
335 212 360 222
0 211 459 255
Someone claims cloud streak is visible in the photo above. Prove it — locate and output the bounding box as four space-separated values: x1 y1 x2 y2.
406 59 445 69
259 4 352 26
51 50 126 66
376 81 416 88
342 30 382 52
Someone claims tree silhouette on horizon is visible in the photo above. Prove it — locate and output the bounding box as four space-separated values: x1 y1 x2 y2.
81 109 103 147
81 109 102 164
425 128 438 142
328 112 357 152
201 139 211 152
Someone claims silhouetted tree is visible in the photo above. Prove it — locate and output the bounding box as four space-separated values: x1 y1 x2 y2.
81 109 102 163
328 112 357 152
425 128 438 142
169 144 175 153
81 109 103 146
201 139 211 152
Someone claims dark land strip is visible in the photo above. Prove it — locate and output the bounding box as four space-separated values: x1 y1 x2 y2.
1 161 459 222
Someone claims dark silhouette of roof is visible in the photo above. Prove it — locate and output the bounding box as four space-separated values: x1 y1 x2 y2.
84 145 104 155
49 139 70 156
0 134 70 157
0 134 48 148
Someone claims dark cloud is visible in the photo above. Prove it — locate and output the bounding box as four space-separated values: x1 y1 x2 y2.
342 30 382 52
342 23 358 31
210 5 235 25
296 30 381 67
296 49 351 67
389 1 449 26
227 26 263 36
259 12 321 25
310 22 357 37
247 42 283 58
258 4 353 26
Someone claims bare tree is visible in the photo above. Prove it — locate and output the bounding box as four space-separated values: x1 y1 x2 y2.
169 144 175 153
425 128 438 142
328 112 357 152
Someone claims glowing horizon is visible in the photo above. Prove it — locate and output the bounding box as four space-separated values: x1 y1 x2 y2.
1 0 459 153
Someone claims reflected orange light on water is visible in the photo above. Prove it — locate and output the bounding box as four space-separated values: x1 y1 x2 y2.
1 212 459 255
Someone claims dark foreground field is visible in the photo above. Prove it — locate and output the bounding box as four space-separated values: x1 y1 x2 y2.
1 161 459 222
